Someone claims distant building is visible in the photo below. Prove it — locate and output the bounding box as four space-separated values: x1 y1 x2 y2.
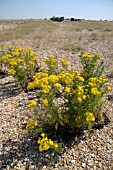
71 18 74 21
50 16 64 22
70 18 82 21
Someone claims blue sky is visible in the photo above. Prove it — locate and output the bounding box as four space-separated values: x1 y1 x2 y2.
0 0 113 20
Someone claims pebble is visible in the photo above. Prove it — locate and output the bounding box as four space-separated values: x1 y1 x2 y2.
91 153 95 158
82 162 86 168
70 160 76 164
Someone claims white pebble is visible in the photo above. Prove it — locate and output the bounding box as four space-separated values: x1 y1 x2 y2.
82 162 86 168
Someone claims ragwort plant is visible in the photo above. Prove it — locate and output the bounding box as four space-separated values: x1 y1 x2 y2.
0 45 38 88
26 52 111 153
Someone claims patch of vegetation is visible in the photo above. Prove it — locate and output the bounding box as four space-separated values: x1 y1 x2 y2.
33 35 42 40
1 45 111 154
90 33 98 40
104 28 112 32
0 20 113 49
76 28 81 32
63 44 85 52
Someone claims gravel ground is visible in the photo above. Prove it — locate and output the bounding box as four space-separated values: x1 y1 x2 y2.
0 41 113 170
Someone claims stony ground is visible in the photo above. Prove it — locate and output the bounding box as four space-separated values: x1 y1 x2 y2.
0 20 113 170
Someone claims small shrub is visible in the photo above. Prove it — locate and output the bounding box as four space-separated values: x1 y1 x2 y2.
63 44 84 52
0 45 39 88
26 52 111 153
76 28 81 32
90 33 98 40
104 28 112 32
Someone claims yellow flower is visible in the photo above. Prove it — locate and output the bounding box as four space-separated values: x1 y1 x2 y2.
48 139 54 146
77 85 84 94
77 97 82 102
95 54 101 59
54 83 62 88
61 58 70 66
91 87 101 95
42 86 51 94
81 53 93 59
48 75 59 83
81 71 87 77
44 55 57 64
27 100 37 109
106 86 112 90
37 133 59 152
38 139 41 144
44 57 49 63
43 145 50 151
99 77 108 83
41 133 46 138
7 45 14 50
30 51 38 59
88 82 96 87
38 66 44 71
82 95 86 100
58 72 74 84
12 51 20 56
76 76 84 82
42 99 48 106
64 77 73 84
86 53 93 58
86 112 95 122
53 143 58 149
8 69 16 75
9 61 17 66
28 61 35 66
17 58 24 63
39 77 49 87
26 47 32 51
64 87 70 93
27 82 36 90
43 137 48 141
16 46 23 52
39 146 43 152
26 119 38 131
61 67 64 71
18 65 23 69
89 77 97 83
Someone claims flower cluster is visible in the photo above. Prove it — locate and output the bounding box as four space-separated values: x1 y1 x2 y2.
0 45 38 88
26 119 38 131
85 112 95 122
38 133 59 152
26 120 60 152
27 99 37 109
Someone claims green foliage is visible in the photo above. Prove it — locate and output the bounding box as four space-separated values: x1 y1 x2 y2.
0 45 38 88
26 51 111 151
